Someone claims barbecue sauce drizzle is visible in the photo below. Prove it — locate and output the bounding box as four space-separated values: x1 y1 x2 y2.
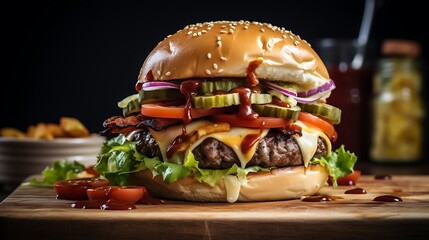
135 70 154 92
237 59 265 153
166 80 202 159
344 187 367 194
241 122 265 154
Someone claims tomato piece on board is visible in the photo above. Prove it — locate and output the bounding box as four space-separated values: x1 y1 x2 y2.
87 186 119 200
54 178 110 200
328 170 362 186
298 112 336 140
107 186 146 204
210 114 293 128
140 103 233 119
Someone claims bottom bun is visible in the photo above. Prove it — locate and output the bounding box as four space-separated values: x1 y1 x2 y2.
129 164 329 202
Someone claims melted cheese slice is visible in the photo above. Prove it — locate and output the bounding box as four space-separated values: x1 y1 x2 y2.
149 120 212 164
223 175 241 203
149 120 269 167
292 120 332 167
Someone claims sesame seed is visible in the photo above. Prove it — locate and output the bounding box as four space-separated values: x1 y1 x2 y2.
205 69 211 75
289 35 294 39
260 28 265 33
193 33 197 37
217 36 221 41
165 71 171 76
197 32 202 36
202 30 207 34
282 35 287 38
244 25 248 30
157 70 161 76
207 53 212 59
217 40 222 47
228 29 234 34
294 40 300 46
213 63 218 69
217 69 224 73
220 56 227 61
220 30 227 34
187 31 192 35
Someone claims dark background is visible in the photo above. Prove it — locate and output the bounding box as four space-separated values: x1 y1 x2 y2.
1 0 428 161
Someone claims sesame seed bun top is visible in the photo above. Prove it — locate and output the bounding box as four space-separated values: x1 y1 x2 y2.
137 20 330 90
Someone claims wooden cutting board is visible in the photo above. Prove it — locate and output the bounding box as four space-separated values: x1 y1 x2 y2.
1 175 429 240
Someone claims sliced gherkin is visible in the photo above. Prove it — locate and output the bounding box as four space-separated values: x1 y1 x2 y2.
122 97 141 117
199 81 242 94
192 93 240 109
253 104 301 121
251 93 272 104
298 102 341 124
138 89 184 103
118 94 139 108
192 93 272 109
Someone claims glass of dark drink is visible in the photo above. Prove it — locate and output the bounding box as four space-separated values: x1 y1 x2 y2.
312 38 375 160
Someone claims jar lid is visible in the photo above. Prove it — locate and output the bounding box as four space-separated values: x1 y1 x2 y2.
381 39 421 58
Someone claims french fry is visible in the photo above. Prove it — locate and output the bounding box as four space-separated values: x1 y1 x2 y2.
26 125 36 138
2 117 91 140
0 127 26 138
29 123 54 140
46 123 67 138
60 117 90 138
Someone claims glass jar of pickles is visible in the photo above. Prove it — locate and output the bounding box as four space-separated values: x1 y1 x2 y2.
370 39 425 162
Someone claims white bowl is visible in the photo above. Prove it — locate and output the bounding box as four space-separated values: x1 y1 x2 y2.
0 134 105 183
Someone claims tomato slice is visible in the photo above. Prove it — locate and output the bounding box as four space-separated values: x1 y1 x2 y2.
87 186 119 200
298 112 336 140
328 170 361 186
140 103 233 119
54 178 110 200
210 114 293 128
108 186 146 204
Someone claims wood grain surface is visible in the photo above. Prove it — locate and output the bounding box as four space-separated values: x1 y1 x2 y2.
1 175 429 239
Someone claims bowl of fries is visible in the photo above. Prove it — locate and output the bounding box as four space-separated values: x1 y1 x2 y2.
0 117 105 183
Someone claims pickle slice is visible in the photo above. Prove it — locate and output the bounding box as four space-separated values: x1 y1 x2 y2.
138 89 184 103
252 104 301 121
192 93 272 109
298 102 341 124
199 81 242 94
122 97 141 117
118 94 139 108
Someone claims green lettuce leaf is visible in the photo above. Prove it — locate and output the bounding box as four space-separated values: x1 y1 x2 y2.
310 144 358 187
23 159 86 187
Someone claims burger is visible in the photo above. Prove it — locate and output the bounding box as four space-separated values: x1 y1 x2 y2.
95 20 357 203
